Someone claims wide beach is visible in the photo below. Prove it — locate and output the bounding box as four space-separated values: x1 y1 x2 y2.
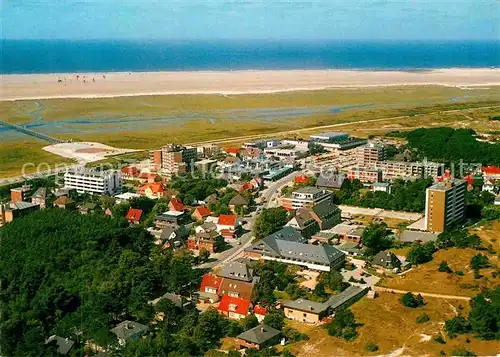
1 68 499 101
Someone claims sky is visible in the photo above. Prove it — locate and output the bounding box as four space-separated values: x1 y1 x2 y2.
2 0 499 40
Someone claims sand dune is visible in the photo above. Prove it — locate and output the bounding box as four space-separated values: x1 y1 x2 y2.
1 68 499 101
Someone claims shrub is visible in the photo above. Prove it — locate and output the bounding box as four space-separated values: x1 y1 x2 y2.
445 315 471 338
433 335 446 344
401 292 425 308
451 348 476 357
366 344 379 352
438 261 452 273
455 270 465 276
416 313 430 323
471 254 490 270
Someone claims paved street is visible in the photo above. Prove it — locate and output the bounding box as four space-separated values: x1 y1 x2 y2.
198 170 300 269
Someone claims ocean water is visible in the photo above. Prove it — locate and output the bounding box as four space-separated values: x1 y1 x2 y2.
1 40 499 74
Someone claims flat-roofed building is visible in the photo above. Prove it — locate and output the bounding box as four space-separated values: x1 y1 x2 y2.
347 167 382 183
310 132 350 143
424 179 466 233
378 161 444 181
10 185 32 202
281 187 333 210
356 143 386 167
64 169 122 195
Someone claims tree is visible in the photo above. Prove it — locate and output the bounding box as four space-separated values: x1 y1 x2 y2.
324 309 359 341
416 313 430 323
438 261 452 273
361 223 394 256
470 254 490 270
308 142 327 155
451 348 477 357
314 282 327 298
193 308 229 351
241 314 259 331
263 310 285 331
467 288 500 340
400 292 425 308
253 207 288 240
445 315 471 338
198 248 211 263
407 242 435 265
320 270 345 291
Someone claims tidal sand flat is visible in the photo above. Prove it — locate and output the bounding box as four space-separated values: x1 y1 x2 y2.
1 69 499 101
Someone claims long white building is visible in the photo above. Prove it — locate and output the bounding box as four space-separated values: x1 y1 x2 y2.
64 169 122 195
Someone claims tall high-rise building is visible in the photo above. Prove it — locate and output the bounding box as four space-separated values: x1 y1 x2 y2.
151 144 198 178
424 179 466 233
356 143 386 167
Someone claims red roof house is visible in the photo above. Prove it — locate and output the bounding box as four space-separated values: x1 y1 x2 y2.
253 305 267 322
121 166 141 179
200 273 223 301
216 215 240 241
138 182 165 199
294 175 310 184
169 198 185 212
218 295 251 320
482 166 500 179
192 206 212 221
125 208 143 224
225 147 240 156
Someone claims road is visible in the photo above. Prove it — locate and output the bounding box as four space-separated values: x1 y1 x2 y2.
198 170 300 269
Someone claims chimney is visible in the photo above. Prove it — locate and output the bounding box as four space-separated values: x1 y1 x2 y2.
260 327 265 332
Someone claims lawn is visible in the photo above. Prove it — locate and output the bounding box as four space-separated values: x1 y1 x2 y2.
0 140 75 178
378 247 500 297
286 293 500 356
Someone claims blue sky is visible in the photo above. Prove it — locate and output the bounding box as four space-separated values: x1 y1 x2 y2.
2 0 499 40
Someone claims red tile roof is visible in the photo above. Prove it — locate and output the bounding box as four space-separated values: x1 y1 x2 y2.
200 273 223 294
253 305 267 316
294 175 310 184
226 147 240 154
139 182 164 195
195 206 211 218
482 166 500 175
218 214 237 226
125 208 143 222
121 166 140 177
218 295 251 316
169 198 184 211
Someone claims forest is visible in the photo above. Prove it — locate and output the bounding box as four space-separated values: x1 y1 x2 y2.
389 127 500 166
0 209 203 356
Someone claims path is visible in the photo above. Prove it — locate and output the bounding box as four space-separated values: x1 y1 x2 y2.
374 286 472 301
0 119 68 144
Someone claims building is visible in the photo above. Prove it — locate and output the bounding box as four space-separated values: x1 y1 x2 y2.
216 214 240 241
10 185 32 202
199 273 223 302
236 325 281 351
253 305 267 323
372 182 391 193
187 230 221 253
378 161 444 181
310 132 350 143
125 208 143 224
110 320 148 346
114 192 140 204
138 182 165 199
196 144 221 158
316 174 346 190
244 227 345 271
64 169 122 195
281 187 333 210
371 251 401 270
1 201 40 223
356 143 386 167
424 179 466 233
152 144 197 178
53 196 75 210
283 286 368 323
31 187 51 209
228 194 249 213
217 295 251 320
192 206 212 221
169 198 185 212
154 211 184 229
45 335 74 355
286 200 341 238
347 167 382 183
160 224 188 247
264 146 308 160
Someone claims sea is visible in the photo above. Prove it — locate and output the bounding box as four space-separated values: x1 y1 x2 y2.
1 40 499 74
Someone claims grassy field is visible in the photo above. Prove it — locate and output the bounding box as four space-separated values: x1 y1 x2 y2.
285 293 500 357
379 239 500 298
1 85 499 178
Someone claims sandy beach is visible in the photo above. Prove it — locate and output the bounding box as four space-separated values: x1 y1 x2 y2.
0 68 499 101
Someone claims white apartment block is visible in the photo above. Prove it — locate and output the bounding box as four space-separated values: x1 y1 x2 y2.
64 169 122 195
